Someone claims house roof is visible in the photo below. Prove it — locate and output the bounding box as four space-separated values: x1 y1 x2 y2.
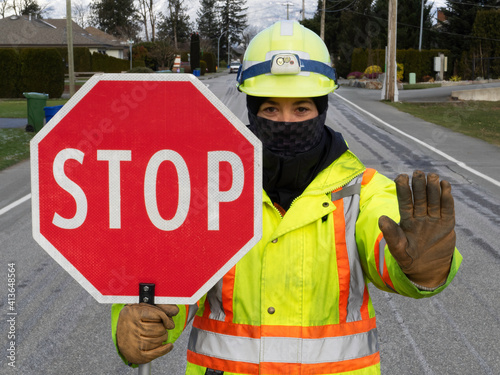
0 15 127 49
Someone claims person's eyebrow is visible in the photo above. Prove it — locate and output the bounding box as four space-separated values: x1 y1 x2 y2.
292 100 315 106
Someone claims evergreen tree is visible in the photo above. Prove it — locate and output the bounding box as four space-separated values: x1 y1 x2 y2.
472 9 500 78
436 0 499 75
372 0 433 50
90 0 140 39
218 0 248 62
196 0 221 53
190 32 201 69
20 0 42 17
157 0 192 50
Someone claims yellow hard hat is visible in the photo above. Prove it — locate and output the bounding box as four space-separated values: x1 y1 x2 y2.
237 20 338 97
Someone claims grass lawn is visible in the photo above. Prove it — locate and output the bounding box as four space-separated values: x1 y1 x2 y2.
0 99 68 118
0 128 35 170
385 101 500 146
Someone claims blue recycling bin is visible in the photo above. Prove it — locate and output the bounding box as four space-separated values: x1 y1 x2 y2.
43 105 64 123
193 69 201 77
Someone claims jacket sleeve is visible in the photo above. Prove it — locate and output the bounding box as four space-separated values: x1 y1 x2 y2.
110 302 194 366
355 169 462 299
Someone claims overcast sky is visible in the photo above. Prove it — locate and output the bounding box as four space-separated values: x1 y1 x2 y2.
8 0 448 33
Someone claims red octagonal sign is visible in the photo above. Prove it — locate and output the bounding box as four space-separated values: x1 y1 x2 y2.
31 74 262 304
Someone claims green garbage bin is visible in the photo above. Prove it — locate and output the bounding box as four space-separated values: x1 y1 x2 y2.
23 92 49 132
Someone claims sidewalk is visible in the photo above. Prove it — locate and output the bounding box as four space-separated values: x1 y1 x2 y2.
0 118 26 129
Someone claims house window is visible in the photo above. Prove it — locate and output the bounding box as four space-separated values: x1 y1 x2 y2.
97 49 107 54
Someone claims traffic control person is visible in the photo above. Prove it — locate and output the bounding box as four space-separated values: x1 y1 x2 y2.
111 20 462 374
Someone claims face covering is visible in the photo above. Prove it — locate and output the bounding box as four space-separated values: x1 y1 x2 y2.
247 110 327 157
246 95 348 210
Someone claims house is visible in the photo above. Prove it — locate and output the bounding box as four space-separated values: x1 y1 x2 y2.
0 14 129 59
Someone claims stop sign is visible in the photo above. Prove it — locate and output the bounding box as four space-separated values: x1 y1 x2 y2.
31 74 262 304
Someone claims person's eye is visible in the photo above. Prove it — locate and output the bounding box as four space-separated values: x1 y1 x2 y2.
262 106 278 114
296 106 311 114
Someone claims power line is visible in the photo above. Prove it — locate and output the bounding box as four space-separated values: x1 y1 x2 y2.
444 0 500 9
344 8 500 42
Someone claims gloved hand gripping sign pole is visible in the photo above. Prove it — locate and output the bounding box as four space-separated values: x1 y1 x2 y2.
30 74 262 373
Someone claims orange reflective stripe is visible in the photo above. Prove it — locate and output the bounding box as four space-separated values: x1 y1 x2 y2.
360 285 370 320
362 168 376 185
222 265 236 323
260 352 380 374
195 315 376 339
333 192 349 324
187 350 259 374
194 316 261 338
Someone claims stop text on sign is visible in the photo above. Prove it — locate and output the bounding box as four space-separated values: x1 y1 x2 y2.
52 148 244 231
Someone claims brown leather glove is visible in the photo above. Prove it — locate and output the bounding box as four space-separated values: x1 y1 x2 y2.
116 303 179 365
378 170 456 288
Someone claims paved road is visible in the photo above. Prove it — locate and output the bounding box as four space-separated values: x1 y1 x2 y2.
1 74 499 374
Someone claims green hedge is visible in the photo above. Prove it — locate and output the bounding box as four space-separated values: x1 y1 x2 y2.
91 52 129 73
19 48 64 98
351 48 452 82
0 49 21 98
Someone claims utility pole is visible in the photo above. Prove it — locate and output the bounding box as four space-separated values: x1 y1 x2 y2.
282 2 293 20
320 0 326 40
418 0 424 50
384 0 398 102
66 0 75 97
302 0 305 21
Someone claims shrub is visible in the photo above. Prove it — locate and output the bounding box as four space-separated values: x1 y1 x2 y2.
202 52 216 73
200 60 207 76
0 49 21 98
450 75 462 81
363 72 381 79
127 66 154 73
397 63 404 81
364 65 382 74
347 71 363 79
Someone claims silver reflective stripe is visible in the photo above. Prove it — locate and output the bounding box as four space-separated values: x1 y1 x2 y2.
188 326 260 364
280 20 294 36
336 177 365 323
330 183 361 202
378 237 387 277
207 279 225 321
188 326 378 364
187 303 199 325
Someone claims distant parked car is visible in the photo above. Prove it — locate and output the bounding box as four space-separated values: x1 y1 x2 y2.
229 61 241 73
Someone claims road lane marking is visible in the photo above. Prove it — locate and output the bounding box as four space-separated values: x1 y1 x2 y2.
334 93 500 188
0 194 31 216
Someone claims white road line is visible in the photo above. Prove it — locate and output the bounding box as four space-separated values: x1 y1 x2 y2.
0 193 31 216
334 93 500 188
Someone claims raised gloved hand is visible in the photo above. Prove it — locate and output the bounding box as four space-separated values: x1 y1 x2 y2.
378 170 456 288
116 303 179 365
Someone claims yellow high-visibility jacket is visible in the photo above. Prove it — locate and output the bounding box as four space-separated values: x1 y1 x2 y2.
111 150 462 374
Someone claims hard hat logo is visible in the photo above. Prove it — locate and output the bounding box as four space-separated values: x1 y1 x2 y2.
271 54 301 75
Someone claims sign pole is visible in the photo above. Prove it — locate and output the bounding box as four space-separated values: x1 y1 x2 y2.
138 283 155 375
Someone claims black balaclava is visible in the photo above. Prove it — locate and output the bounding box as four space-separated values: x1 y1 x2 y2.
247 95 348 210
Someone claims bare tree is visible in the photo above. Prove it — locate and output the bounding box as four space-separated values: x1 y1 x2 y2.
1 0 9 18
73 0 91 28
135 0 158 42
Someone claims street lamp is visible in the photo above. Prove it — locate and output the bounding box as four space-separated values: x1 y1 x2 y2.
217 30 227 71
127 40 134 70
